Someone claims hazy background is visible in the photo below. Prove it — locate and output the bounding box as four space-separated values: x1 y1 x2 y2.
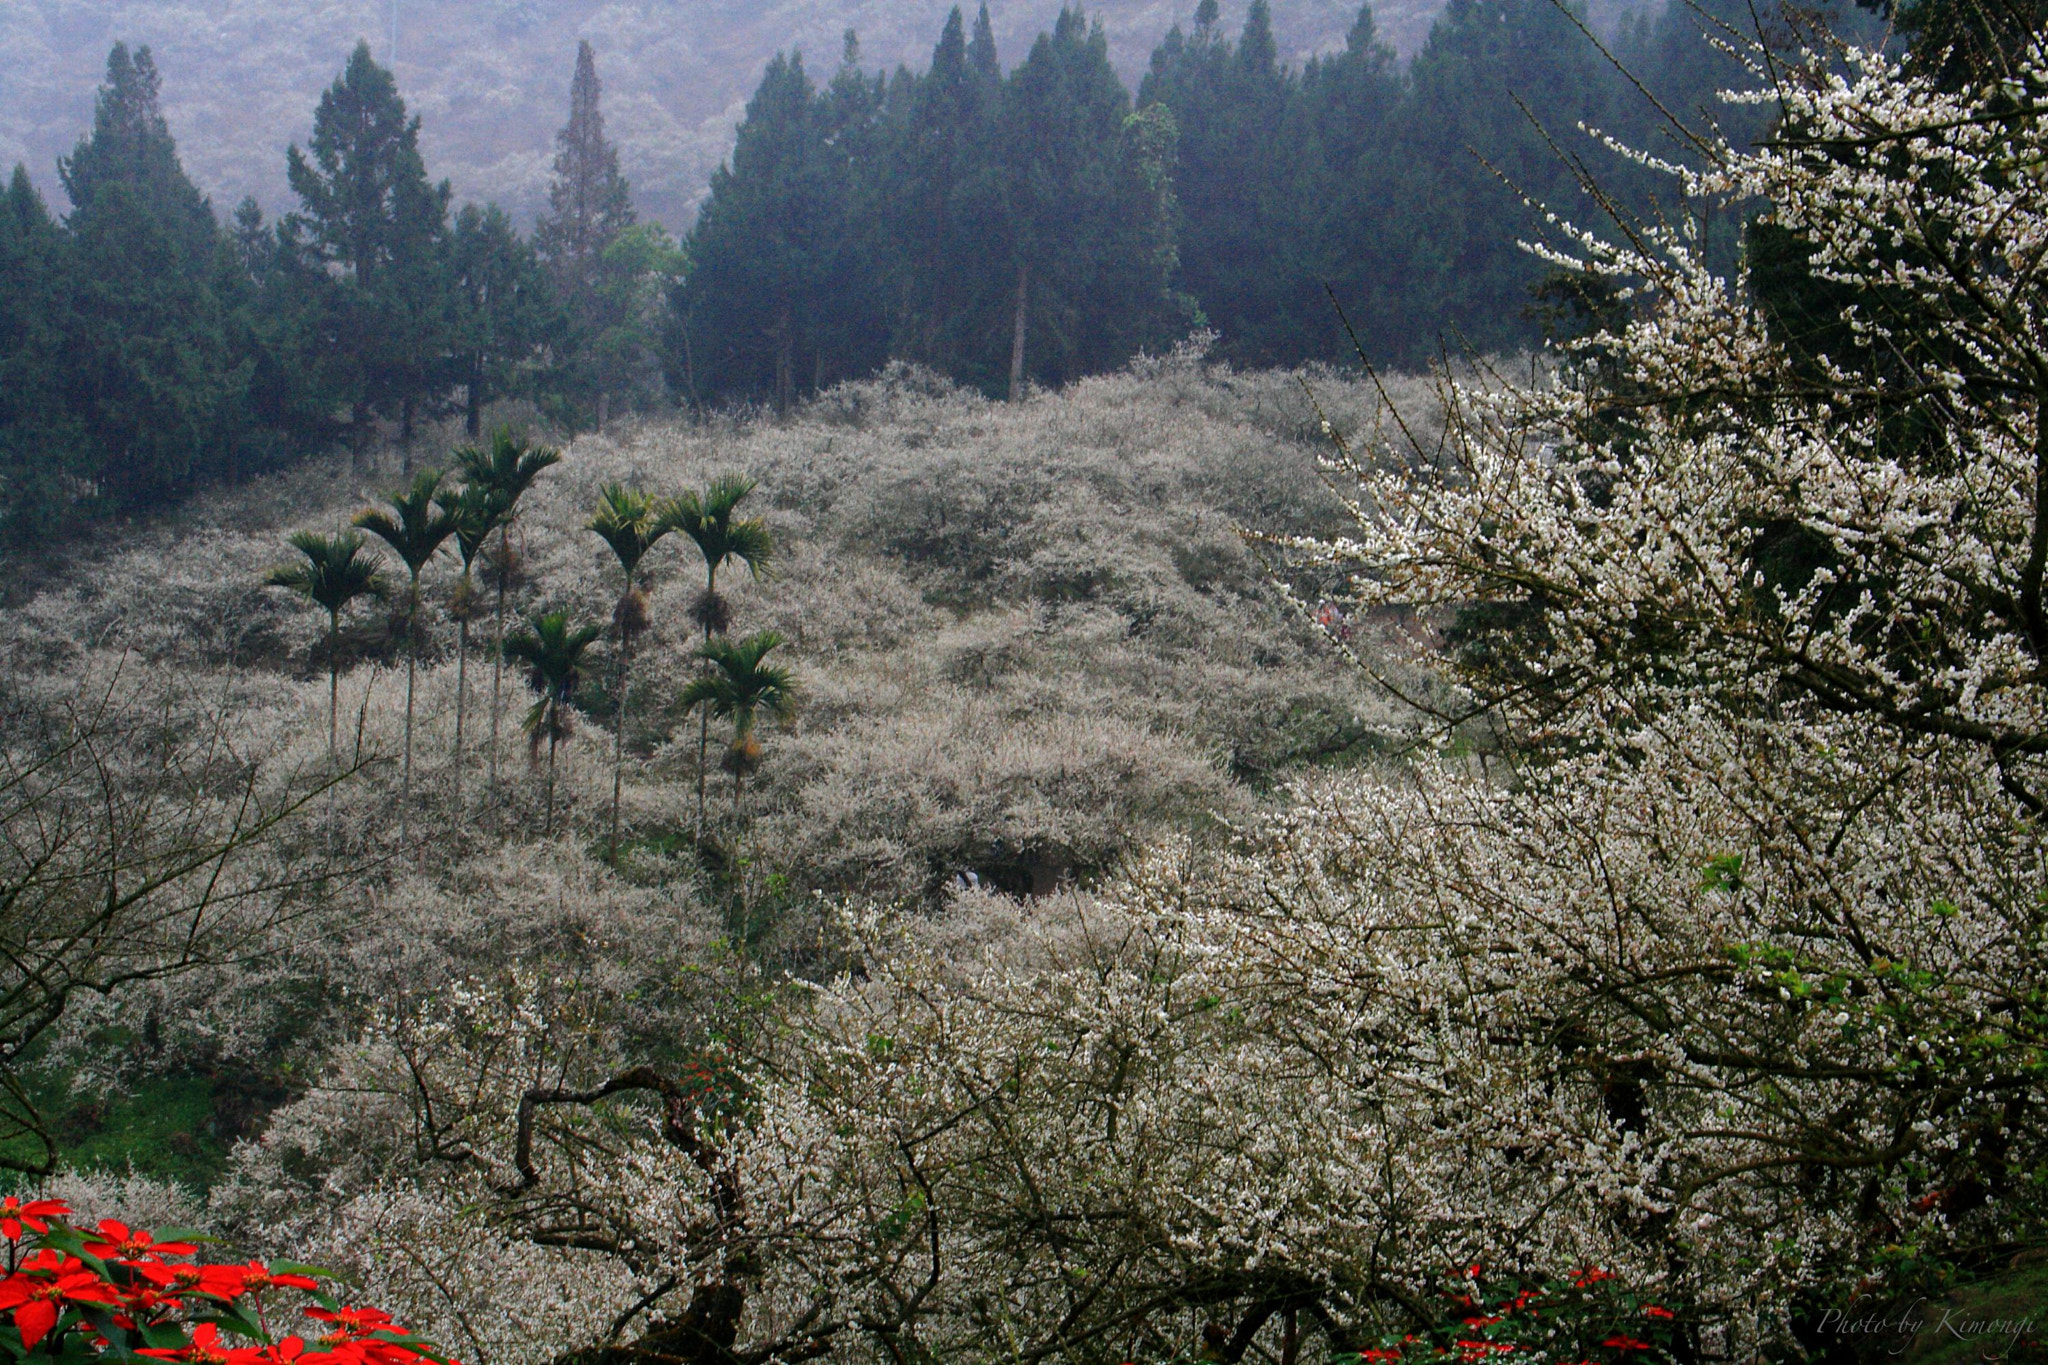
0 0 1640 230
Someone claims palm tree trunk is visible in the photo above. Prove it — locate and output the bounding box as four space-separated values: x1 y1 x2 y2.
328 608 341 763
453 610 470 813
402 574 419 842
545 724 559 836
489 527 509 799
696 564 718 843
611 612 632 863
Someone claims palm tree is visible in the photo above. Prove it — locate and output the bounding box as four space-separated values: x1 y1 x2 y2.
354 469 457 839
502 609 604 835
664 475 773 837
437 483 501 814
679 630 797 935
263 529 389 761
455 429 562 799
587 483 676 862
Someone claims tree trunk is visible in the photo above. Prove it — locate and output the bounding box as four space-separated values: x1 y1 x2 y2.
401 393 416 471
597 390 610 434
402 575 419 842
328 610 341 763
545 725 559 836
489 528 509 799
1008 260 1029 404
453 610 470 813
695 566 718 845
466 355 483 438
611 609 632 864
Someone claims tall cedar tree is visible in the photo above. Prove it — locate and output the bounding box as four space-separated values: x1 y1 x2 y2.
1138 1 1294 366
0 168 84 542
879 8 1008 380
449 203 553 437
999 7 1189 399
287 42 453 449
59 45 253 509
534 41 636 427
682 52 838 412
1289 5 1404 362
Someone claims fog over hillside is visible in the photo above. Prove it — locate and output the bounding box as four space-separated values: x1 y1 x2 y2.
0 0 1444 231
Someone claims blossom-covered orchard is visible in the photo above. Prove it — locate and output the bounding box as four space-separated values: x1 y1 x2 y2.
8 25 2048 1365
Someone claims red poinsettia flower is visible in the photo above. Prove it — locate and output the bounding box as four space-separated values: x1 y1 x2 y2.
0 1264 124 1348
137 1321 289 1365
1572 1267 1615 1288
0 1199 68 1242
218 1262 320 1295
1642 1306 1674 1321
83 1222 198 1262
1601 1336 1652 1351
305 1307 397 1334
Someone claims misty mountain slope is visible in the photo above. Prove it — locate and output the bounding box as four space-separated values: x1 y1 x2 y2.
0 0 1384 231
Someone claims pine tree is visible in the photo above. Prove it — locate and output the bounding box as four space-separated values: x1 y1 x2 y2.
1291 2 1405 361
1139 2 1297 365
1392 0 1613 361
449 203 554 437
535 42 635 285
881 10 1009 379
287 42 453 451
682 52 829 412
60 44 248 510
534 41 637 428
998 8 1189 399
0 166 84 543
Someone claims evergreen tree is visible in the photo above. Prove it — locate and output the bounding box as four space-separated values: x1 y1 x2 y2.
59 43 250 509
534 42 635 280
879 10 1008 378
998 7 1188 398
58 45 215 271
449 203 554 437
1391 0 1613 360
0 167 84 543
1291 3 1405 361
534 41 639 428
1139 0 1297 365
287 42 453 450
682 52 837 411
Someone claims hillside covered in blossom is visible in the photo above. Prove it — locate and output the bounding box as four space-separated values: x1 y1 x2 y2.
6 0 2048 1361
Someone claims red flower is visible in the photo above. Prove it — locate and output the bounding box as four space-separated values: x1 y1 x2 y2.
0 1265 123 1349
0 1199 68 1242
189 1262 320 1298
83 1222 197 1262
1572 1268 1615 1288
1601 1336 1651 1352
137 1322 296 1365
1642 1306 1674 1321
305 1306 396 1334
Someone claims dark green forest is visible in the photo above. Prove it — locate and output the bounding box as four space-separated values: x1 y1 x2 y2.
0 0 1872 547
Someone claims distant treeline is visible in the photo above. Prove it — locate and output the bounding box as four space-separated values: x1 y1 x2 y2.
0 0 1869 545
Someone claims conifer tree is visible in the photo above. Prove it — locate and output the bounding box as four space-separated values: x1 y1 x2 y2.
60 43 249 510
882 10 1008 377
998 8 1188 398
1291 3 1404 360
287 42 453 451
535 41 638 428
0 166 83 542
449 203 553 437
535 43 635 287
682 52 831 412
